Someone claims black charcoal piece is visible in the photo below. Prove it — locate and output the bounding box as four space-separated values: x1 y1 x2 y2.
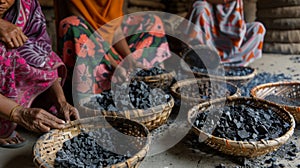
287 151 297 157
237 130 250 139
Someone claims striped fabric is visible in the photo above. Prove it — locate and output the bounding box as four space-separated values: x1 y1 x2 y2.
184 0 266 66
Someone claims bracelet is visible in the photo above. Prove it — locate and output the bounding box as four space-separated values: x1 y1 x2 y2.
9 105 22 121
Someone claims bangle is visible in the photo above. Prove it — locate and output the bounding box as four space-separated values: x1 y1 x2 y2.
9 105 22 121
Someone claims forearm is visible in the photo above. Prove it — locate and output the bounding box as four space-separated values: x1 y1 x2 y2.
0 94 19 120
113 27 131 58
48 79 67 107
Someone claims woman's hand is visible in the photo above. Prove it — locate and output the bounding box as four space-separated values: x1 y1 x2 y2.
57 101 80 122
11 106 66 133
0 19 28 48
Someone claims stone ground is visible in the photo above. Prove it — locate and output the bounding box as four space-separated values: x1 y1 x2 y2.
0 54 299 168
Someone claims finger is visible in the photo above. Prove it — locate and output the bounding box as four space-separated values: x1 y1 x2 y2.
41 117 65 130
20 32 28 43
71 108 80 120
7 41 14 48
16 26 28 42
37 122 51 132
41 113 66 129
11 37 20 48
64 109 70 122
42 111 66 124
16 35 24 47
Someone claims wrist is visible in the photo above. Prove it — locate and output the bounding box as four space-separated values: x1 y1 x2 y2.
9 105 23 122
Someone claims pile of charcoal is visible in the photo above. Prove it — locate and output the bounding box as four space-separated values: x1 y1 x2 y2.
84 90 118 112
84 81 171 111
135 66 167 77
178 81 234 100
191 66 254 77
265 94 300 106
54 131 131 168
194 104 291 141
240 72 292 96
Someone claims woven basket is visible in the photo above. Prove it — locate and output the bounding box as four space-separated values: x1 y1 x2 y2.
181 62 257 86
170 78 240 107
33 116 150 168
132 71 176 90
77 96 174 131
187 97 295 158
251 81 300 124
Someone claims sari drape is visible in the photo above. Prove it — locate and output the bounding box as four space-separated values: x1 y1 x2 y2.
0 0 66 138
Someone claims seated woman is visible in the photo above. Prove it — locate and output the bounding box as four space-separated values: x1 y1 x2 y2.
54 0 172 104
0 0 79 148
181 0 266 66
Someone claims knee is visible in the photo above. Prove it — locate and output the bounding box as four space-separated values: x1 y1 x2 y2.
58 16 83 37
254 22 266 35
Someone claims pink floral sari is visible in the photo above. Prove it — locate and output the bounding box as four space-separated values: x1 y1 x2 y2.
0 0 66 138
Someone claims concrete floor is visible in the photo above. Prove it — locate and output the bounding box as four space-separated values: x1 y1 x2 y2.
0 53 299 168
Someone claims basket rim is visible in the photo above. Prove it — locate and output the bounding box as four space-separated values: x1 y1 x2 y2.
187 96 296 149
78 95 175 119
251 81 300 109
33 116 151 168
170 78 241 102
250 80 300 99
181 62 257 81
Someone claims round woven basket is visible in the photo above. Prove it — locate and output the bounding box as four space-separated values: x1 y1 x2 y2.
170 78 240 106
77 96 174 131
187 97 295 158
132 71 176 90
33 116 150 168
181 62 257 86
251 81 300 124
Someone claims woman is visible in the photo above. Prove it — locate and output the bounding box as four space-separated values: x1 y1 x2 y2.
54 0 172 104
0 0 79 148
182 0 266 66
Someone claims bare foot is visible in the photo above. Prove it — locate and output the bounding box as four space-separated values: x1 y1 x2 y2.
0 131 27 148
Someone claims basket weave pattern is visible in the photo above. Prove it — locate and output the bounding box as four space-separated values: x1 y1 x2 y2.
251 81 300 124
187 97 295 158
170 78 240 106
33 116 150 168
78 96 174 131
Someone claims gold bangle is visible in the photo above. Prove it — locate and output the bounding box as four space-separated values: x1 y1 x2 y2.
9 105 22 121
